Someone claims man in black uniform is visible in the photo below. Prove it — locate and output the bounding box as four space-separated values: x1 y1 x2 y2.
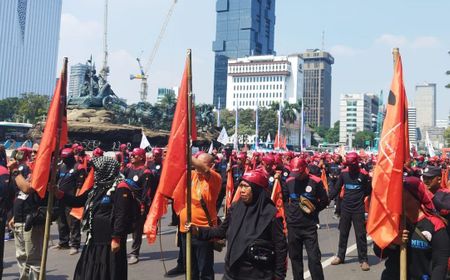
329 152 371 271
54 148 86 255
0 162 14 278
123 148 157 265
327 154 343 218
282 157 329 280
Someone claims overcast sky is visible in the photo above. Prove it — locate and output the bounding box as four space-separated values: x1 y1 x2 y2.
58 0 450 123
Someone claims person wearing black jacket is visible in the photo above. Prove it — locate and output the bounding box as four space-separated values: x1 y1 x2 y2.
0 164 15 278
55 156 134 280
329 152 371 271
282 157 329 280
374 176 449 280
189 168 287 280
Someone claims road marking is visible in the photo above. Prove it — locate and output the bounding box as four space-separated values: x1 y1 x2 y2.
302 236 373 279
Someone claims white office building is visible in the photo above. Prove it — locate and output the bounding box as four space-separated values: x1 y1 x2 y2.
339 93 376 145
0 0 62 99
408 107 418 147
414 83 436 133
225 54 304 110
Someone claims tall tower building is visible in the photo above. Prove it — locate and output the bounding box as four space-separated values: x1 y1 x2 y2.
339 93 373 145
414 83 436 132
300 49 334 128
68 63 89 99
408 107 418 147
212 0 276 109
0 0 62 99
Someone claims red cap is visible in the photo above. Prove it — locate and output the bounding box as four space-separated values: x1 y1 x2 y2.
131 148 146 158
403 176 435 212
242 169 269 189
237 152 247 160
93 148 104 157
119 144 127 151
285 151 294 158
290 157 308 173
61 148 74 159
152 147 163 156
345 152 359 166
262 155 275 166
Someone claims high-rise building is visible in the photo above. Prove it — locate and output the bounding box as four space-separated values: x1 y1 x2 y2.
225 54 303 110
436 119 448 129
212 0 276 109
408 107 418 147
156 87 178 103
339 93 376 145
414 83 436 133
68 63 89 99
300 49 334 128
0 0 62 99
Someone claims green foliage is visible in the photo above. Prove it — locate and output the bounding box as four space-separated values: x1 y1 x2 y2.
325 121 340 143
444 127 450 146
0 93 49 123
354 131 375 148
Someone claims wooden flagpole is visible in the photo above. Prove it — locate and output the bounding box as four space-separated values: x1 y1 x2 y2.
39 57 68 280
186 49 193 280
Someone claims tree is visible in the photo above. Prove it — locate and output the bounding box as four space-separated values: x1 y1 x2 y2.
17 93 50 123
325 121 340 143
0 97 20 121
354 131 375 148
444 127 450 147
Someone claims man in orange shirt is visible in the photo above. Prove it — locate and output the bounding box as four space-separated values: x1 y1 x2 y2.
179 153 221 280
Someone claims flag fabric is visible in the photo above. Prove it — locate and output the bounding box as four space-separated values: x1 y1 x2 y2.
441 168 448 190
265 133 271 147
140 130 151 149
31 60 68 198
274 133 280 150
271 175 287 234
70 168 94 220
321 169 329 193
144 54 197 244
208 142 214 154
217 127 229 145
425 131 435 157
225 162 234 211
282 136 288 150
366 53 409 249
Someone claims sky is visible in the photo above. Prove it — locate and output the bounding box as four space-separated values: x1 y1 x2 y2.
58 0 450 124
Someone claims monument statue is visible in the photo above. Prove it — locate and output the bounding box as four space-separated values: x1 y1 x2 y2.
68 58 127 111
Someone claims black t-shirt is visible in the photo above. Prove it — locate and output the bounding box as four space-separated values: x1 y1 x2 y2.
329 169 371 213
12 164 45 223
0 166 14 214
57 163 86 194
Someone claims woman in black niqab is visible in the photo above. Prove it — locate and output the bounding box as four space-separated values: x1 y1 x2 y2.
194 168 287 280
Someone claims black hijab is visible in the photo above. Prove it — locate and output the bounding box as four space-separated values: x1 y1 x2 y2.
227 182 277 267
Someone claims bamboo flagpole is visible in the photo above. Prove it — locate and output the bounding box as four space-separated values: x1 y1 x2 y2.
186 49 193 280
39 57 68 280
392 47 407 280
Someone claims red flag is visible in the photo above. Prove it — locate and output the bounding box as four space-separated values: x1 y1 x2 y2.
441 168 448 190
70 169 94 220
321 169 329 193
144 53 196 243
367 53 409 249
274 133 280 149
271 174 287 234
225 165 234 210
31 60 68 198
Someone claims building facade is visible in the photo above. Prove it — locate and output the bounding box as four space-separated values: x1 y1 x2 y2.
156 87 178 103
414 83 436 133
300 50 334 128
339 93 377 145
225 54 303 110
408 107 418 147
0 0 62 99
68 63 89 99
212 0 276 109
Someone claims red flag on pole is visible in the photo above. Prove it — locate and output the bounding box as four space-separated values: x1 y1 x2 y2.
366 52 409 249
31 64 68 198
274 133 280 150
144 54 196 243
271 174 287 234
225 166 234 210
69 169 94 220
321 169 329 194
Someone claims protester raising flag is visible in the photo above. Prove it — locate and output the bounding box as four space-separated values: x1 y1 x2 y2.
367 50 410 250
144 52 197 243
31 59 69 198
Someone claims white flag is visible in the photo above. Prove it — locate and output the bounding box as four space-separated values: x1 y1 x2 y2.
140 130 151 149
208 142 214 154
217 127 229 145
265 133 271 147
425 131 435 157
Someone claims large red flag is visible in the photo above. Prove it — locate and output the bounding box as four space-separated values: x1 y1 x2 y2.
271 174 287 234
366 53 409 249
31 61 68 198
144 54 196 243
225 165 234 210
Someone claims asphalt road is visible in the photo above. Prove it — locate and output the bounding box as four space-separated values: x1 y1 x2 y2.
2 207 386 280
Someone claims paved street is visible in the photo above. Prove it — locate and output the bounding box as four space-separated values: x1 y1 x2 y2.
3 207 385 280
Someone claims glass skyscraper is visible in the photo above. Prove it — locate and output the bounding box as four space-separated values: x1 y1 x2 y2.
212 0 276 109
0 0 62 99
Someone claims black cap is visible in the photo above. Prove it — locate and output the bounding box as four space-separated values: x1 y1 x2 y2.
422 165 441 178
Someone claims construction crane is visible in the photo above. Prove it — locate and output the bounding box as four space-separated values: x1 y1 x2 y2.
130 0 178 102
